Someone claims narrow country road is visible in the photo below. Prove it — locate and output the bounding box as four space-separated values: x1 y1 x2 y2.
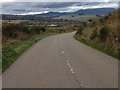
3 32 118 88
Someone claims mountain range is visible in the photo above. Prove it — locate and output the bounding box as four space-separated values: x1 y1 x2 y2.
2 8 116 20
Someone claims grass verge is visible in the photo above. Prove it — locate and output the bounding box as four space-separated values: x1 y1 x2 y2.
74 35 119 60
2 32 58 72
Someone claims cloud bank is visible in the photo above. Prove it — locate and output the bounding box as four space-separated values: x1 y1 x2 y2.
2 2 119 15
1 0 120 2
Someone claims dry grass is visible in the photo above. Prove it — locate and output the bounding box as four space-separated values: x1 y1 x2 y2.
75 9 119 59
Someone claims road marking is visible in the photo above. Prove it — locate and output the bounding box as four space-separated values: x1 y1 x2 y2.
60 50 84 88
67 62 70 66
80 84 84 87
61 51 64 54
66 60 84 88
66 60 75 74
71 68 74 74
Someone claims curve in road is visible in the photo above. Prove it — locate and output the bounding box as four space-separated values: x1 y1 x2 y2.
3 32 118 88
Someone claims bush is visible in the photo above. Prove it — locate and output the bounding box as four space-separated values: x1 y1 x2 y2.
83 22 88 27
20 24 29 34
104 15 109 20
76 26 84 35
2 23 47 42
30 26 46 34
2 23 31 38
91 28 98 40
92 20 96 25
88 19 92 22
40 27 46 32
3 23 20 38
99 26 110 42
100 18 104 23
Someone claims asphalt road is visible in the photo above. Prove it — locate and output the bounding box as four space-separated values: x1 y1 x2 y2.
3 32 118 88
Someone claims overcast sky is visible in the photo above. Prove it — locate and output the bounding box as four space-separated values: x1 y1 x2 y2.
1 0 120 15
1 0 120 2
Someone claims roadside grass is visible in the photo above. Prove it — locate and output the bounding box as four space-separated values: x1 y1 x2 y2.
2 31 75 72
2 32 58 72
74 35 119 60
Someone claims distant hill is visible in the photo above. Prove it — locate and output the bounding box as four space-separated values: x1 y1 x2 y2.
38 12 70 17
75 8 116 15
2 8 116 20
2 14 52 21
36 8 115 17
39 8 116 17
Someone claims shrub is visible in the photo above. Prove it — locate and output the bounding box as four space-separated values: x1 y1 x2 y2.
30 26 46 34
40 27 46 32
88 19 92 22
83 22 88 27
2 23 31 39
92 20 96 25
3 23 20 38
100 18 104 23
91 28 98 40
104 15 109 20
20 24 29 34
99 26 110 42
76 26 84 35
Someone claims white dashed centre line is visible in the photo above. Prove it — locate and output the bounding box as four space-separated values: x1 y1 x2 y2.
61 51 65 54
66 60 75 74
60 50 84 88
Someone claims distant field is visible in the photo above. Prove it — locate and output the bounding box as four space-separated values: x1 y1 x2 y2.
54 15 101 22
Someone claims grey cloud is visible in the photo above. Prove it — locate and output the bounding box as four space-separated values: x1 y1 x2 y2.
2 2 119 15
